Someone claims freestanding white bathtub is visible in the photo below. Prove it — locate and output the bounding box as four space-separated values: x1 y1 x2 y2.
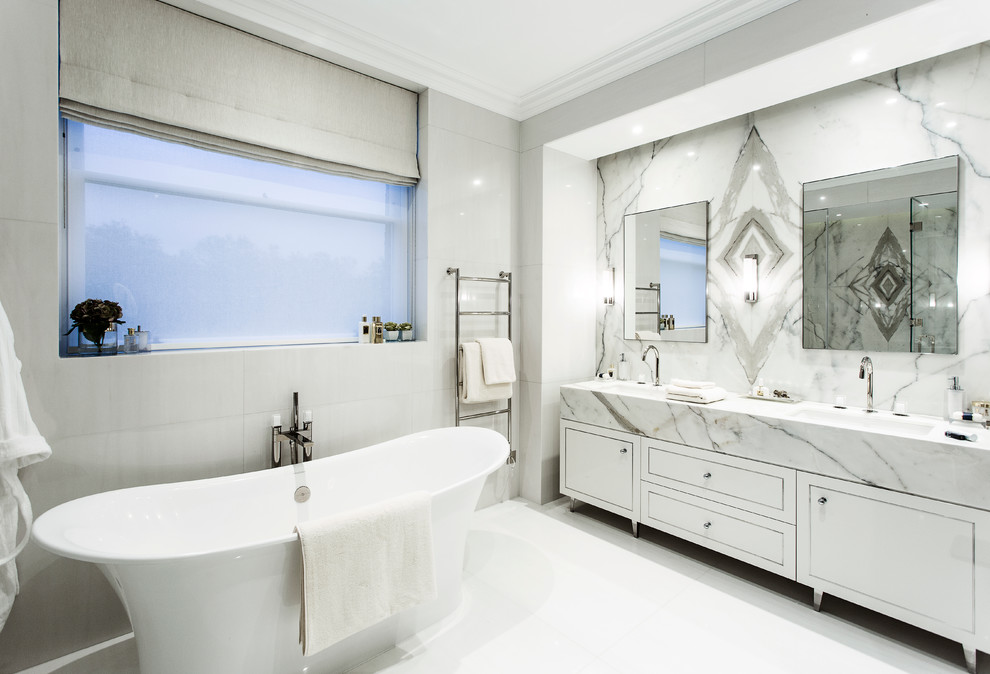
33 426 508 674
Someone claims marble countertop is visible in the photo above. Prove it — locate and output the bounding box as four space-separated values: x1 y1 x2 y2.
561 380 990 511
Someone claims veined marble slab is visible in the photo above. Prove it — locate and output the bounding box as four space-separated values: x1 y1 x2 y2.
561 380 990 512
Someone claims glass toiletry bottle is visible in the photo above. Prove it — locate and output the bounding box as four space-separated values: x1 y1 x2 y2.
359 315 371 344
372 316 384 344
123 328 137 353
945 376 964 421
136 325 149 352
617 353 630 381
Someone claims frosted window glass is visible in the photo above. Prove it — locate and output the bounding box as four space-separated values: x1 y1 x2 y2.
63 119 412 349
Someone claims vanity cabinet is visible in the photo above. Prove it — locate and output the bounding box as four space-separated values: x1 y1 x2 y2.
798 473 990 669
559 420 640 526
640 440 796 578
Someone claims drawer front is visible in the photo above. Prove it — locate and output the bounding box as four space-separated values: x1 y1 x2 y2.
563 426 635 512
799 474 977 634
644 441 795 523
641 485 796 578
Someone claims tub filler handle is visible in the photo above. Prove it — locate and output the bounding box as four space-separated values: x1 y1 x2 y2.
272 392 315 467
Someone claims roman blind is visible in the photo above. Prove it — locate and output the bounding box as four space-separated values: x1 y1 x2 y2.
58 0 420 185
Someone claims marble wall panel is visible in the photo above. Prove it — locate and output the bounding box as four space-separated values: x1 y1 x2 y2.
598 43 990 417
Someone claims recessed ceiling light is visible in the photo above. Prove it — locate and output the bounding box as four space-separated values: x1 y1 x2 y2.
819 196 826 201
472 178 482 186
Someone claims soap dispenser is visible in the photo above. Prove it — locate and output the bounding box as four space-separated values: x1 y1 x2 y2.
617 353 631 381
945 376 964 421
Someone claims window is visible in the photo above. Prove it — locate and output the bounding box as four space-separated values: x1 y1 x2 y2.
61 119 413 351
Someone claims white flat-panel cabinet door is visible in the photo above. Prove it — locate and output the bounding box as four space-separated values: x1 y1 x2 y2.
798 473 989 648
560 421 638 517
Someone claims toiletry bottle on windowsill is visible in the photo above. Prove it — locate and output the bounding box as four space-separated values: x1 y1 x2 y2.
359 315 371 344
136 325 149 352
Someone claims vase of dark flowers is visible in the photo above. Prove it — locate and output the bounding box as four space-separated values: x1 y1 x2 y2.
65 299 124 355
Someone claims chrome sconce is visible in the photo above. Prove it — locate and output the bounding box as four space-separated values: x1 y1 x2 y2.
602 267 615 305
743 254 759 303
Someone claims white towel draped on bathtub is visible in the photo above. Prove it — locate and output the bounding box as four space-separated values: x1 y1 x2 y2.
294 491 437 656
0 297 52 634
459 342 512 403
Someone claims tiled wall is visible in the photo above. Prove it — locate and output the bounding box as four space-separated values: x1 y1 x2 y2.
598 43 990 418
0 2 520 669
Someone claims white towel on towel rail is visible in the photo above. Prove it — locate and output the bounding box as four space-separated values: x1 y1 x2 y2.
476 337 515 385
0 296 52 634
294 491 437 656
460 342 512 403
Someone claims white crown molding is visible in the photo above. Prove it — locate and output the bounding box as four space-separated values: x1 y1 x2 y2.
517 0 799 118
168 0 798 121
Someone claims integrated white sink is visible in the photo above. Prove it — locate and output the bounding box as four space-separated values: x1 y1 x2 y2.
788 406 938 437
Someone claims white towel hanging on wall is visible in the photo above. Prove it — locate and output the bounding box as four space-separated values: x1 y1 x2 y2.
0 297 52 634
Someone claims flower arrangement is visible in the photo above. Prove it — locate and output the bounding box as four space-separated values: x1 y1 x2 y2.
65 299 124 353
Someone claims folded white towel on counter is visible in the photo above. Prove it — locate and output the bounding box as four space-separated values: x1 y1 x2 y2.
476 337 516 384
460 343 512 403
669 378 716 389
295 491 437 656
635 331 663 341
666 385 727 404
0 296 52 633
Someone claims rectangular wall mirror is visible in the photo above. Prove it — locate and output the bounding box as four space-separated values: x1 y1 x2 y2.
623 201 708 343
802 156 959 353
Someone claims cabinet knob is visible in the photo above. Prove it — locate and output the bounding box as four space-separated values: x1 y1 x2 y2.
818 496 828 505
703 472 712 479
619 448 628 454
703 521 712 529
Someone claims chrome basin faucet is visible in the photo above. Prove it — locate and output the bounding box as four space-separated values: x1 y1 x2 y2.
642 345 661 387
858 356 875 413
271 392 314 467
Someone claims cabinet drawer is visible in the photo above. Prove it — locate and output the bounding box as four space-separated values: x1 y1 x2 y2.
799 474 983 636
561 423 637 515
641 484 796 578
643 440 795 523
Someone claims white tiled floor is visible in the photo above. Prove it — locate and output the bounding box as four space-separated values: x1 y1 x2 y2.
42 498 980 673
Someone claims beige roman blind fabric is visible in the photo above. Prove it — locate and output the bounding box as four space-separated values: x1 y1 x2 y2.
59 0 420 184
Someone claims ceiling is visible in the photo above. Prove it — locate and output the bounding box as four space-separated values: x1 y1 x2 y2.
169 0 799 120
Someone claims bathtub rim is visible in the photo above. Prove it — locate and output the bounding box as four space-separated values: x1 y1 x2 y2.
33 426 508 566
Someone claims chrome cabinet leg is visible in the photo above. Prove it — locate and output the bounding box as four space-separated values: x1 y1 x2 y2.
813 589 824 612
568 497 577 512
963 645 976 673
631 521 639 538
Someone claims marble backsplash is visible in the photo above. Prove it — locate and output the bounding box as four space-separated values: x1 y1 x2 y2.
597 43 990 417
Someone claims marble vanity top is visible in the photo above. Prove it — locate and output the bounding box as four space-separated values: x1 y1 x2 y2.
561 380 990 511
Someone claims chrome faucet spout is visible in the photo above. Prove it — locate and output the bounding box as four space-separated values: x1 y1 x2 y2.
642 345 661 387
859 356 875 413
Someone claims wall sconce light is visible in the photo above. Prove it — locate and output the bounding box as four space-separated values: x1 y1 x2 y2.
743 254 759 303
602 267 615 305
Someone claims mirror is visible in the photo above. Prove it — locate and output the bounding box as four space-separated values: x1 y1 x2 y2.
623 201 708 343
802 156 958 353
